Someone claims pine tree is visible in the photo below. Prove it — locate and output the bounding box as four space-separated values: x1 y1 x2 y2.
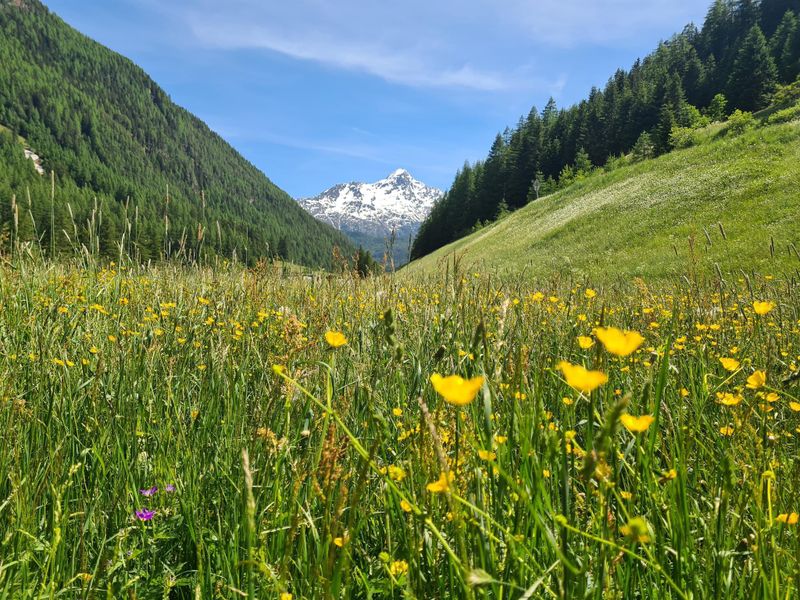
733 0 760 31
707 93 729 121
727 25 779 111
701 0 734 61
632 132 655 162
761 0 800 37
771 10 800 81
573 148 593 176
655 105 677 155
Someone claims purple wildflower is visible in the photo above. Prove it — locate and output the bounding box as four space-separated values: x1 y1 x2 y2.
139 486 158 497
135 508 155 521
165 484 176 493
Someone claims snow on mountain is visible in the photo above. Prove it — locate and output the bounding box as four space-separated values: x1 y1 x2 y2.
298 169 442 239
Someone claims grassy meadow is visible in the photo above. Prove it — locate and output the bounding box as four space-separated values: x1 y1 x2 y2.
405 119 800 281
1 258 800 598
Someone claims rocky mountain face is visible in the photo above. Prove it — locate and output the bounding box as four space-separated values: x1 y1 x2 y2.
298 169 442 265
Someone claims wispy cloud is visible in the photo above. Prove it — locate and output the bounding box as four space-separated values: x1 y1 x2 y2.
500 0 706 46
187 19 516 91
151 0 584 92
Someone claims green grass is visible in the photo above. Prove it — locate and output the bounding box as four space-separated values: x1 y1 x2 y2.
405 120 800 282
0 122 26 144
1 258 800 598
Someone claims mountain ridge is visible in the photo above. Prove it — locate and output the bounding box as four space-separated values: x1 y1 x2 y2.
0 0 354 267
298 168 441 265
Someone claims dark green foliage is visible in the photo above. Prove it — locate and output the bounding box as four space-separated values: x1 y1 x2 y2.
727 25 778 111
411 0 800 261
761 0 800 35
0 0 354 267
770 11 800 81
354 246 379 277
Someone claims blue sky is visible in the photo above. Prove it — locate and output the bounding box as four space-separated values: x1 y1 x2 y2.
44 0 709 198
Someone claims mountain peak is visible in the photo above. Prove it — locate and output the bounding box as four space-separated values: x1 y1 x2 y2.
298 170 442 239
388 168 411 179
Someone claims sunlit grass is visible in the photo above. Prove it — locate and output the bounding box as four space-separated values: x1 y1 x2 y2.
405 120 800 282
1 259 800 598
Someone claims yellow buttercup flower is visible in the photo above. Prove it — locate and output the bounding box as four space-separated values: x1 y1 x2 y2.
753 301 775 315
620 413 654 433
585 288 597 299
719 425 734 436
717 392 743 406
477 449 497 461
426 471 453 493
577 336 595 349
719 357 740 372
430 373 485 406
789 402 800 412
324 330 348 348
400 499 413 513
775 513 799 525
557 361 608 393
594 327 644 357
746 370 766 390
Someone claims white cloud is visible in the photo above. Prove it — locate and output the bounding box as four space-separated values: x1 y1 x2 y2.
150 0 706 91
187 19 516 91
153 0 562 92
500 0 706 46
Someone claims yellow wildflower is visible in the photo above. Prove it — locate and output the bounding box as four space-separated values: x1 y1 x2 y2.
620 517 651 544
477 449 496 461
595 326 644 357
620 413 654 433
719 357 740 372
557 361 608 393
430 373 485 406
746 370 766 390
717 392 743 406
426 471 453 493
389 560 409 577
753 301 775 315
324 330 348 348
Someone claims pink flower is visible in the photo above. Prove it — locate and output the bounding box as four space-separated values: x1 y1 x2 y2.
135 508 155 521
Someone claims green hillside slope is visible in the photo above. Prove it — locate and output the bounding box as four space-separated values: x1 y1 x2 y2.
405 119 800 281
0 0 354 267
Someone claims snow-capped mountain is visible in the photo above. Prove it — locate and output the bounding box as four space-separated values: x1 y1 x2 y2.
298 169 442 240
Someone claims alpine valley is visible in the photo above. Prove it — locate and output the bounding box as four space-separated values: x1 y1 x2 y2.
298 169 441 266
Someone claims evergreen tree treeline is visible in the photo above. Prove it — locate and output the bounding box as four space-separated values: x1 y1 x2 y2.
0 0 355 267
411 0 800 261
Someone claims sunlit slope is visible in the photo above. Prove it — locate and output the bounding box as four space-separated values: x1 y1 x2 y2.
406 121 800 281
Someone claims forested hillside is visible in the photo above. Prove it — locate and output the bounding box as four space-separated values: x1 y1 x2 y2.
412 0 800 260
0 0 354 267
